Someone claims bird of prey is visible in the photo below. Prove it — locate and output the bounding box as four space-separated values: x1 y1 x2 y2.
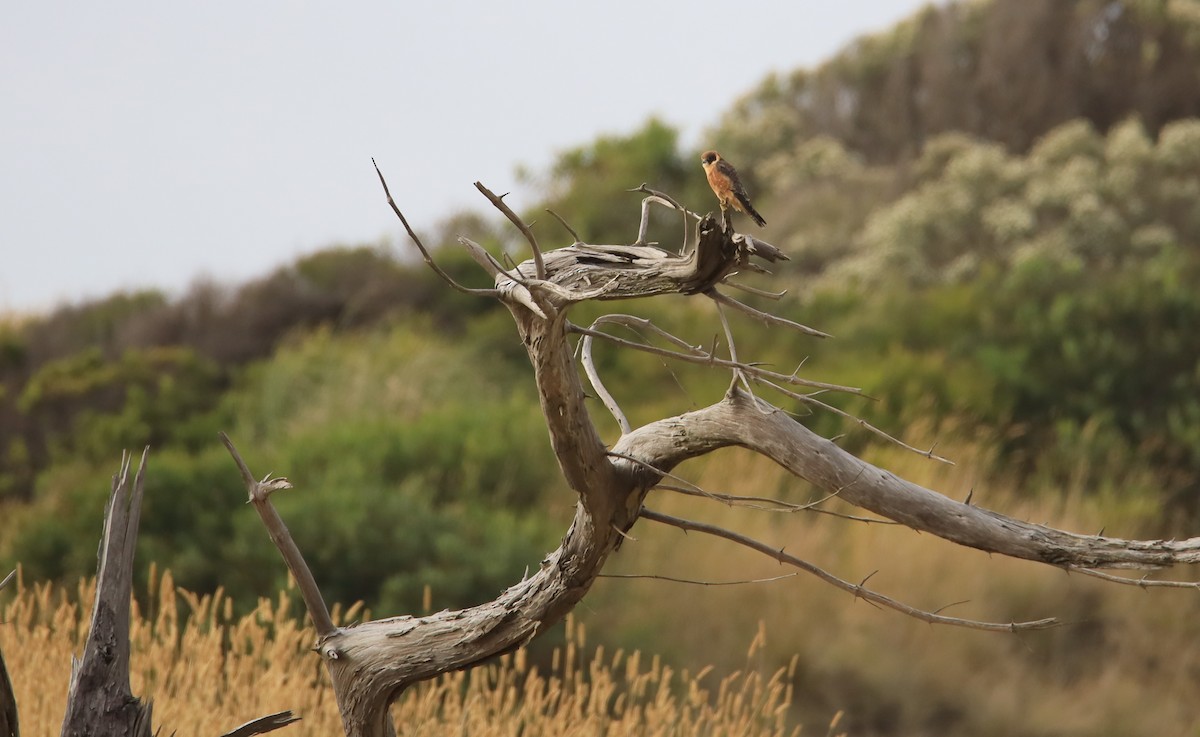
700 150 766 227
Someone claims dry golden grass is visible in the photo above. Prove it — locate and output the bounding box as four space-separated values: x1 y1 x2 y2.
0 566 823 737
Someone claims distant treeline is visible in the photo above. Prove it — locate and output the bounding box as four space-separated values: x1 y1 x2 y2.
0 238 497 502
712 0 1200 164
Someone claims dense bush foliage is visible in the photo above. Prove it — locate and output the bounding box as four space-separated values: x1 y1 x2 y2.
711 0 1200 165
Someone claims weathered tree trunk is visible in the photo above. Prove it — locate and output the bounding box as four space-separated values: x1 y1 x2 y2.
60 450 154 737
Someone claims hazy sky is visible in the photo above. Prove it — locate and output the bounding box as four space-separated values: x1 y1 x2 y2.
2 1 932 314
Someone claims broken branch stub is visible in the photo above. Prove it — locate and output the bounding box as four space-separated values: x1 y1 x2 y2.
60 449 154 737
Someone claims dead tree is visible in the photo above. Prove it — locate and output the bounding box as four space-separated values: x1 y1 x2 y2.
218 165 1200 737
0 449 298 736
60 450 156 737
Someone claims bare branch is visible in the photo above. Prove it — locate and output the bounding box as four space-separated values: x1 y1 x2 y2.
655 483 898 524
619 391 1200 570
757 377 954 464
712 292 741 367
599 572 799 586
474 181 547 280
569 323 863 395
372 159 501 298
581 329 632 435
586 314 708 356
606 450 720 504
458 237 549 319
627 183 703 221
721 279 787 300
640 509 1060 632
456 237 526 284
738 234 790 264
707 288 831 339
219 432 336 638
545 209 582 244
219 711 302 737
1068 567 1200 589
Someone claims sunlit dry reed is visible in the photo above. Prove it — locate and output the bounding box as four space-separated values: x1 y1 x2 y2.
0 566 814 736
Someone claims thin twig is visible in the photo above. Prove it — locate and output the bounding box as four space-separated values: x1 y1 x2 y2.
931 599 972 616
655 483 897 525
474 181 546 280
721 279 787 300
713 294 740 367
606 451 726 505
708 289 831 338
372 159 500 298
0 570 14 592
757 377 954 464
219 432 337 638
640 509 1060 632
545 209 582 244
219 710 302 737
1069 566 1200 589
587 314 708 355
583 315 701 410
711 296 768 409
611 524 638 543
569 324 862 395
627 183 703 221
599 572 798 586
581 329 632 434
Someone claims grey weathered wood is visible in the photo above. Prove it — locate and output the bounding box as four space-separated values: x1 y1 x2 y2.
505 216 787 299
621 391 1200 568
60 449 154 737
219 710 301 737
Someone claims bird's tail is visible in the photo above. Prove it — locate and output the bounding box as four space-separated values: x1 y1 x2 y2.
744 201 766 227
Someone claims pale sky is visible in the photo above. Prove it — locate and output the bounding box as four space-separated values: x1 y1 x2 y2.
1 1 933 315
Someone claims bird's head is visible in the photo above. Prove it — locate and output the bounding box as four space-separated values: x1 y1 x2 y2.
700 150 720 167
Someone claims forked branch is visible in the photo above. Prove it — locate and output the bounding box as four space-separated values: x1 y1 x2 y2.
220 432 335 638
373 160 501 298
473 182 547 280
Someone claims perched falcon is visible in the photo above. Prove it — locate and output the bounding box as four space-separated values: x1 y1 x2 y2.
700 150 766 227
